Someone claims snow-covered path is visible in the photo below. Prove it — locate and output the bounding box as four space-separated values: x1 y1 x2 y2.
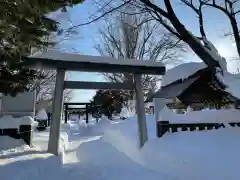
0 120 174 180
2 116 240 180
64 136 169 180
63 121 175 180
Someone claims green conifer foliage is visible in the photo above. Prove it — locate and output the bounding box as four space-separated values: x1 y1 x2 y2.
0 0 84 95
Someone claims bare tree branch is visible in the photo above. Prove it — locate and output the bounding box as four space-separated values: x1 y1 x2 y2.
181 0 208 38
95 4 185 101
66 0 131 32
201 0 240 58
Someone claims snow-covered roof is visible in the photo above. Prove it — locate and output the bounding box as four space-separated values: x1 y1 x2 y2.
30 50 164 68
153 76 199 100
217 71 240 100
162 62 207 87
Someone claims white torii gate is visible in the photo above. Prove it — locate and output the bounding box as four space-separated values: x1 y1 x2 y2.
23 51 165 155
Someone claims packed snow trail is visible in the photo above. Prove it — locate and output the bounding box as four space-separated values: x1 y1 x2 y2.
63 120 177 180
0 119 176 180
64 136 175 180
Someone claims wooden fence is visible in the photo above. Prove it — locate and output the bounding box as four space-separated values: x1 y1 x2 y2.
157 121 240 137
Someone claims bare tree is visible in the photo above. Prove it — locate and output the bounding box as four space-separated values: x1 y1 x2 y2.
34 69 73 112
69 0 233 71
197 0 240 58
96 5 185 100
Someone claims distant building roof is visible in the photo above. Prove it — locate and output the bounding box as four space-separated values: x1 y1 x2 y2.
147 68 238 106
161 62 206 86
146 76 199 103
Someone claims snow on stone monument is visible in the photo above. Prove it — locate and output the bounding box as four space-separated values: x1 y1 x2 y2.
36 108 48 121
2 91 36 117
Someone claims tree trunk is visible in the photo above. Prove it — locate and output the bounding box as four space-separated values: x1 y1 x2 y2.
164 0 220 69
229 16 240 58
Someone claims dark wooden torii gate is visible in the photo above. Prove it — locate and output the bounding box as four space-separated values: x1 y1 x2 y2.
23 51 165 155
64 102 91 123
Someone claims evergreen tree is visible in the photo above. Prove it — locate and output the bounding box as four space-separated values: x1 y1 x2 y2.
90 90 128 119
0 0 84 96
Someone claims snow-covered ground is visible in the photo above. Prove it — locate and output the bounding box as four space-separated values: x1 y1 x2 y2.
1 116 240 180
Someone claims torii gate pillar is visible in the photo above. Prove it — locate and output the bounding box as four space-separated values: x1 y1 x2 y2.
48 68 65 155
134 73 148 148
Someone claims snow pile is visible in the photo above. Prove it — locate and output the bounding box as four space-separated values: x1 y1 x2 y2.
158 105 176 121
76 117 114 137
1 120 167 180
33 126 69 156
0 136 26 151
104 115 156 139
141 128 240 180
0 115 35 129
20 116 35 125
35 108 48 120
162 62 206 86
0 115 19 129
158 106 240 123
102 115 156 164
101 115 240 180
3 113 240 180
59 132 69 151
0 141 63 180
61 122 71 135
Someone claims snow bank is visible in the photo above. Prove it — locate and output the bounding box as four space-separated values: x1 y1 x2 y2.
141 128 240 180
61 123 71 135
59 132 69 151
158 105 176 121
0 115 19 129
19 116 35 125
101 115 240 180
158 105 240 123
33 126 69 158
0 141 63 180
0 136 26 151
162 62 206 86
102 115 156 164
0 115 35 129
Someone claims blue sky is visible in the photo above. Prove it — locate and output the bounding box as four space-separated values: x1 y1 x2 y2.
53 1 240 102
